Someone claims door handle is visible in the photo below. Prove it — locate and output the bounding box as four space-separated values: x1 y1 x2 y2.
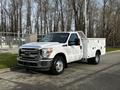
80 46 82 49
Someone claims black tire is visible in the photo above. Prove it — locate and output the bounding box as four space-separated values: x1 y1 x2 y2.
88 53 100 65
50 56 65 75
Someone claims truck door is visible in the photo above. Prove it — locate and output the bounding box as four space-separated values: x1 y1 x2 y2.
68 33 83 62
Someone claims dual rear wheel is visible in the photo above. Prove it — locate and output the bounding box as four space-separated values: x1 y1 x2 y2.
87 52 101 65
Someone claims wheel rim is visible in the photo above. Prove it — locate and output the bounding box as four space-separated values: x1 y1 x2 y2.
55 60 64 73
95 55 100 63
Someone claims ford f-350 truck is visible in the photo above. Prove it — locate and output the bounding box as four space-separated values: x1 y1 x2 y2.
17 31 106 75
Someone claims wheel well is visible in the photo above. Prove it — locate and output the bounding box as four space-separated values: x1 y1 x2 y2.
96 50 101 55
54 53 67 68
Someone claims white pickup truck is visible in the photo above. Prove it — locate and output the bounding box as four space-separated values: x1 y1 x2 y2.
17 31 106 75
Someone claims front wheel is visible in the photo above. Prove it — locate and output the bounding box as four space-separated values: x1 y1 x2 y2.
88 53 100 65
50 56 65 75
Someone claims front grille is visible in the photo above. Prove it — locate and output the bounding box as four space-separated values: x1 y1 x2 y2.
19 48 42 61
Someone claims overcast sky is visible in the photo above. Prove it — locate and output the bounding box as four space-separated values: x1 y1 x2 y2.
97 0 103 5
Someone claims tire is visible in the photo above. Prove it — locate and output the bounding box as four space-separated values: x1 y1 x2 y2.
50 56 65 75
88 53 100 65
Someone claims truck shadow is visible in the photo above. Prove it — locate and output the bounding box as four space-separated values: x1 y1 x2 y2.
10 65 52 75
10 61 89 75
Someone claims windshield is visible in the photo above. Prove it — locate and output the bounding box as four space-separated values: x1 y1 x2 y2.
40 33 69 43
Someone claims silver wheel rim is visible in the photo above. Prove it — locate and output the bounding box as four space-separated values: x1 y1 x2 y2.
95 55 99 63
55 60 63 73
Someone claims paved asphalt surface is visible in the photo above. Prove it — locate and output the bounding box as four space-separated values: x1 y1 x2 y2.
0 52 120 90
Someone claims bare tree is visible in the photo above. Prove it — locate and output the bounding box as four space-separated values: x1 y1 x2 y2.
59 0 65 31
26 0 32 34
18 0 23 37
102 0 108 37
0 0 120 47
71 0 79 31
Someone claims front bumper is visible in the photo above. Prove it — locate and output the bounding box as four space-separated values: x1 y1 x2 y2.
17 58 53 71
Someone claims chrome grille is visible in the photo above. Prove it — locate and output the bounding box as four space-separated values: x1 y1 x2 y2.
19 48 41 61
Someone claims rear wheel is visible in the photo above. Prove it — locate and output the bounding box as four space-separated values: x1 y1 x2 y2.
88 53 100 65
50 56 65 75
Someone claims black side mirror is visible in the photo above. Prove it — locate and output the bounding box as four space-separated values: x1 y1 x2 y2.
75 38 80 45
68 41 74 46
68 38 80 46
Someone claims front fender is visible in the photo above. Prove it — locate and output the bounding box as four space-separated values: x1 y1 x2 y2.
49 47 68 61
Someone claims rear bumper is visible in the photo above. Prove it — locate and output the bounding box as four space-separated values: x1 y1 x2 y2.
17 58 53 71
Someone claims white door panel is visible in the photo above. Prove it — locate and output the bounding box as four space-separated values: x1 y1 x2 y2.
64 33 83 63
64 45 82 63
63 47 74 62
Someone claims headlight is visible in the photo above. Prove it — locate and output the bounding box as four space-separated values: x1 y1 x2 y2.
42 48 53 58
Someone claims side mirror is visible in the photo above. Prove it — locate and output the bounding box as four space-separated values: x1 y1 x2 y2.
68 38 80 46
68 41 75 46
75 38 80 45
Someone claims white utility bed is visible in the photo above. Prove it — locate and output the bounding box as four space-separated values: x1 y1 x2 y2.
78 31 106 59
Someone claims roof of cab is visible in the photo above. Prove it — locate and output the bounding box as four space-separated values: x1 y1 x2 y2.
51 31 78 34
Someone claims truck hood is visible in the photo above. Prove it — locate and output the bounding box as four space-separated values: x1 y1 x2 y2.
20 42 62 49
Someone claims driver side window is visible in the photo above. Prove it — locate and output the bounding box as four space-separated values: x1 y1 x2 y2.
68 33 79 46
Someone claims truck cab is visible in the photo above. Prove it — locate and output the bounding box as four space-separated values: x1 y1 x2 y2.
17 31 106 75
